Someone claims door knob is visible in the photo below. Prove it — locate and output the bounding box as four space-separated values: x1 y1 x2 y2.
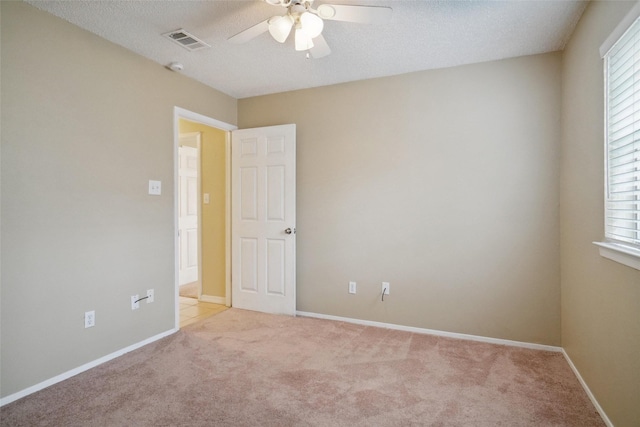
284 228 296 234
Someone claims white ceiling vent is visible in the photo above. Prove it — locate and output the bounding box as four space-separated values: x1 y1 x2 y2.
163 29 210 51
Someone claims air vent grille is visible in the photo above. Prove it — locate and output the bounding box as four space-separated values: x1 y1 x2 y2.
163 29 210 51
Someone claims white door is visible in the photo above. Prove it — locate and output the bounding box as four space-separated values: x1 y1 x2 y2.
178 144 200 286
231 124 296 315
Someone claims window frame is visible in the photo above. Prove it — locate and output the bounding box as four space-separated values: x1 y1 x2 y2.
596 2 640 271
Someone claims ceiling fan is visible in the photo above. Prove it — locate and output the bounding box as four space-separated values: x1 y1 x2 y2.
228 0 392 58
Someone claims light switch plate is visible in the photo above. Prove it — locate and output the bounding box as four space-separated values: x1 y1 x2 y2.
148 180 161 195
349 281 356 294
203 193 210 204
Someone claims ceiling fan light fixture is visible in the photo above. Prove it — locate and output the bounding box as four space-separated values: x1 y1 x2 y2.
229 0 393 58
268 15 294 43
295 26 314 51
300 11 323 38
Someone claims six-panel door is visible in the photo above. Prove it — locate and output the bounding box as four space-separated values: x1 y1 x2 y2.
231 124 296 315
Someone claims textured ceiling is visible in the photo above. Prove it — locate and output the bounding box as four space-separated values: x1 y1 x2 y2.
25 0 588 99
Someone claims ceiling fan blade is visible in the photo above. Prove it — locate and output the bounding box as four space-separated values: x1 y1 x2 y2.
310 34 331 58
316 4 392 24
228 19 270 44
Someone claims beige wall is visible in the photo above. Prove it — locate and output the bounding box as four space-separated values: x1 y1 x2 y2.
0 1 236 397
561 1 640 426
179 120 227 299
239 52 562 346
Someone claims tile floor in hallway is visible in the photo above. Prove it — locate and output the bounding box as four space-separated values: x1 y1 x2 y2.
179 296 228 328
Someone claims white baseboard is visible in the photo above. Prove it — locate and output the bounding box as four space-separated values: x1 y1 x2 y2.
296 311 562 352
0 328 178 407
562 349 613 427
199 295 226 305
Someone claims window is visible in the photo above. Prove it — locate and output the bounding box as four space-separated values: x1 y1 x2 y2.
597 4 640 270
604 17 640 246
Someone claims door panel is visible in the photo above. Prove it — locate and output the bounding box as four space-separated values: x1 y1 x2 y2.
266 239 285 295
266 166 285 220
240 238 258 293
178 144 199 286
240 167 258 220
231 124 296 315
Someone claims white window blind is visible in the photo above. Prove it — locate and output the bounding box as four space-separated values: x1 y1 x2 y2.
604 16 640 248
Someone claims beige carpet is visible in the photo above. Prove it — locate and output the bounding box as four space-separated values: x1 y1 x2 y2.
1 309 604 426
178 282 198 299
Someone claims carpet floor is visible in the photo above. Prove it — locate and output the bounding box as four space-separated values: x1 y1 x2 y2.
1 309 604 426
179 282 198 299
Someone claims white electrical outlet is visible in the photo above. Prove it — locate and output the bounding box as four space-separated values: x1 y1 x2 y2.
131 295 140 310
148 180 162 196
349 281 357 294
84 310 95 328
382 282 390 295
146 289 154 303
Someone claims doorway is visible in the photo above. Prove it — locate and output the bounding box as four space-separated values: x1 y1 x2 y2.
174 107 236 329
173 108 298 328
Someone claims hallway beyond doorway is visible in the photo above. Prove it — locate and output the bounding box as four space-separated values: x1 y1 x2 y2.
179 297 227 328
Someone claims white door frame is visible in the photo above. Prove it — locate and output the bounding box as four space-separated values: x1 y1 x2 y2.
173 107 237 329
